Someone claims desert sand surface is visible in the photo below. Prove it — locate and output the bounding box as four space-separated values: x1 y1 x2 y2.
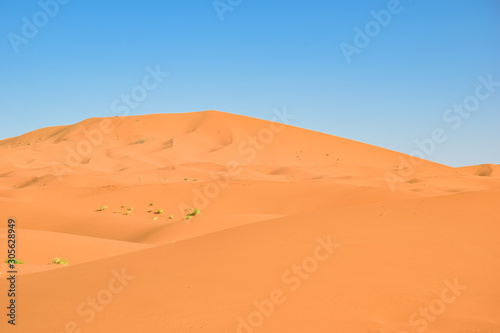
0 110 499 333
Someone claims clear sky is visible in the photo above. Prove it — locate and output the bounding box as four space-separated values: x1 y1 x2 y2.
1 0 499 167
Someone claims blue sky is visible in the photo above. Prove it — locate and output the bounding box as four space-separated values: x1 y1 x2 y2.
1 0 499 167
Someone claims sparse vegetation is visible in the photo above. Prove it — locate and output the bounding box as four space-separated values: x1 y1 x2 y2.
193 179 198 181
184 178 189 181
153 217 158 221
149 203 154 206
5 259 23 264
52 257 69 265
156 209 163 214
185 208 200 220
98 206 107 211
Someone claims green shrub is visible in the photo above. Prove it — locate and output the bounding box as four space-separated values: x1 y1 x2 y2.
185 208 200 219
5 259 23 264
52 257 69 265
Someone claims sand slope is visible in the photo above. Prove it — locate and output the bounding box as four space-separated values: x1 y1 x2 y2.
0 111 498 332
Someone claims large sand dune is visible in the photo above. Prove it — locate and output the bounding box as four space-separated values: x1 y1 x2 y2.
0 111 498 332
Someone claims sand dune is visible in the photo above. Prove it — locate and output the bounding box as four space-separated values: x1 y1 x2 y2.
0 111 498 332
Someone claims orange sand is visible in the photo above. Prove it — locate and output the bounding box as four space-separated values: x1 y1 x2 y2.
0 111 498 332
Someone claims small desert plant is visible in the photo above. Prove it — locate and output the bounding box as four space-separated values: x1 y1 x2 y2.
128 207 134 211
184 178 189 181
5 258 23 264
121 205 125 208
153 217 158 221
52 257 69 265
169 215 174 219
185 208 200 219
125 211 131 215
156 209 163 214
193 179 198 181
149 203 154 206
98 206 107 211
